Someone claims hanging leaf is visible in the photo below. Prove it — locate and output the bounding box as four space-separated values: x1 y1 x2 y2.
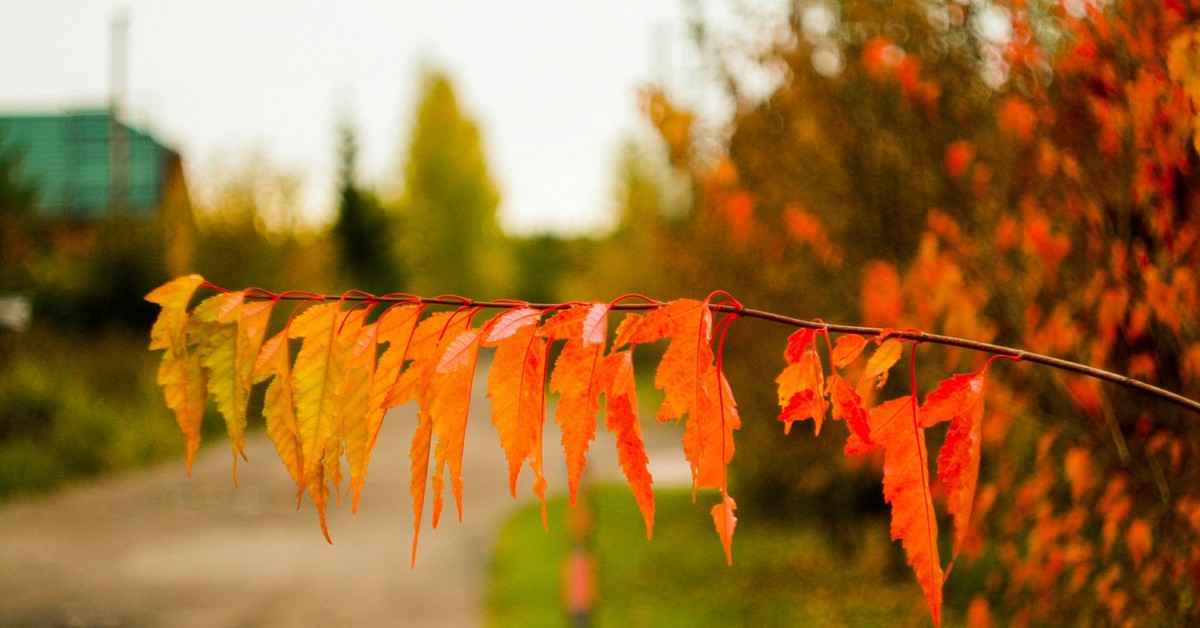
543 304 608 506
602 349 655 538
287 302 346 542
859 338 904 393
146 274 208 474
849 395 944 627
191 291 251 468
429 326 483 526
253 330 305 499
401 311 473 564
484 311 548 510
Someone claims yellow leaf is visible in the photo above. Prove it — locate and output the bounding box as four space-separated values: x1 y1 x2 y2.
146 274 205 350
255 331 305 498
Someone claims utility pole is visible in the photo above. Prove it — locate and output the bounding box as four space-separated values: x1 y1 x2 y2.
109 10 129 213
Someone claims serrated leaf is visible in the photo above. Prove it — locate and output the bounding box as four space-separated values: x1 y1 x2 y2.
921 369 988 565
545 304 608 506
254 331 305 498
146 274 205 350
191 292 251 467
429 327 482 527
157 341 208 475
849 395 944 627
403 311 474 564
287 302 344 541
602 350 654 538
485 312 548 505
776 346 827 435
711 494 737 566
485 306 542 343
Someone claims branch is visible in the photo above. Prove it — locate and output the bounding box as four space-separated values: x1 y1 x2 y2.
227 285 1200 416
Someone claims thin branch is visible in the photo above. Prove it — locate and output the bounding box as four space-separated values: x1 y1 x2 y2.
243 289 1200 416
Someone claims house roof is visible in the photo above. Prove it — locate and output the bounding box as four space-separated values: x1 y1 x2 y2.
0 109 180 220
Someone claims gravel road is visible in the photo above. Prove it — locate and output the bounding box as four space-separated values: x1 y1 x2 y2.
0 373 690 628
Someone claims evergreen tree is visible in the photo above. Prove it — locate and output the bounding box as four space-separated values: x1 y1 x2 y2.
332 119 402 294
397 68 509 298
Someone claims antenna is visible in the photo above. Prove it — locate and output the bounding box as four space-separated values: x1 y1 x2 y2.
109 10 129 213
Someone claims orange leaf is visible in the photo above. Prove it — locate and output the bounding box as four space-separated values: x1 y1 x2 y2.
341 313 378 512
146 274 208 473
858 338 903 393
146 274 205 351
485 306 542 343
776 346 826 435
545 304 608 506
156 339 208 475
484 311 548 510
1126 518 1153 569
711 494 737 565
191 293 251 466
921 371 987 563
400 311 472 564
368 304 421 448
831 334 867 368
429 327 482 526
602 350 655 538
631 300 739 491
848 395 944 626
253 331 305 498
828 373 871 446
287 302 346 541
783 327 820 363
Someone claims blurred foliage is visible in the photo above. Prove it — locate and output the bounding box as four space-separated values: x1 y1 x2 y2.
0 328 185 498
395 67 513 299
332 119 404 295
637 0 1200 622
190 149 335 293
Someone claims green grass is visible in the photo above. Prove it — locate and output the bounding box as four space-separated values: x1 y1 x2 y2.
489 485 938 627
0 328 187 498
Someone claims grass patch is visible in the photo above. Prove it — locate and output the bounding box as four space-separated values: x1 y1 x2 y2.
489 485 938 627
0 328 187 498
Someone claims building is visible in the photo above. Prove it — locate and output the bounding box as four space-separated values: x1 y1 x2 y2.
0 108 194 276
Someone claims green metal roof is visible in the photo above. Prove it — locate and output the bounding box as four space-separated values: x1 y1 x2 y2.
0 109 178 220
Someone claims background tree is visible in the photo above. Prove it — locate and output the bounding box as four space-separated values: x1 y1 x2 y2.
191 149 334 294
642 1 1200 622
331 119 403 295
396 67 511 298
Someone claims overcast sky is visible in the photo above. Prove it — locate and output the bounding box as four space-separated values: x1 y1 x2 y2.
0 1 731 234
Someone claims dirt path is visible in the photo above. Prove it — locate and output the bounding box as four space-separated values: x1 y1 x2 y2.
0 373 689 627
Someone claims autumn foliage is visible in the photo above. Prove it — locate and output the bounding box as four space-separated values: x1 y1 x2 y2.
631 0 1200 623
154 267 1191 625
140 1 1200 624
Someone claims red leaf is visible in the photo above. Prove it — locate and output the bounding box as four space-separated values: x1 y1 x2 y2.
776 345 826 435
545 304 607 506
828 373 872 446
711 494 737 565
428 327 482 526
602 350 655 538
831 334 867 368
783 327 821 364
920 369 989 564
848 395 944 626
484 312 548 511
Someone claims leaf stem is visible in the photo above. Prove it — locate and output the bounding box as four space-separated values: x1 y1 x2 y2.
237 289 1200 416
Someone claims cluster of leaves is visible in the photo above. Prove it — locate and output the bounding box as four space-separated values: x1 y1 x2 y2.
146 272 1056 625
647 0 1200 623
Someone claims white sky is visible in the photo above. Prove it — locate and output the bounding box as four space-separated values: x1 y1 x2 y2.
0 1 723 235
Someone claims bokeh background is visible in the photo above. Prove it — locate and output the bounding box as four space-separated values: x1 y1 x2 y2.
3 1 1199 626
